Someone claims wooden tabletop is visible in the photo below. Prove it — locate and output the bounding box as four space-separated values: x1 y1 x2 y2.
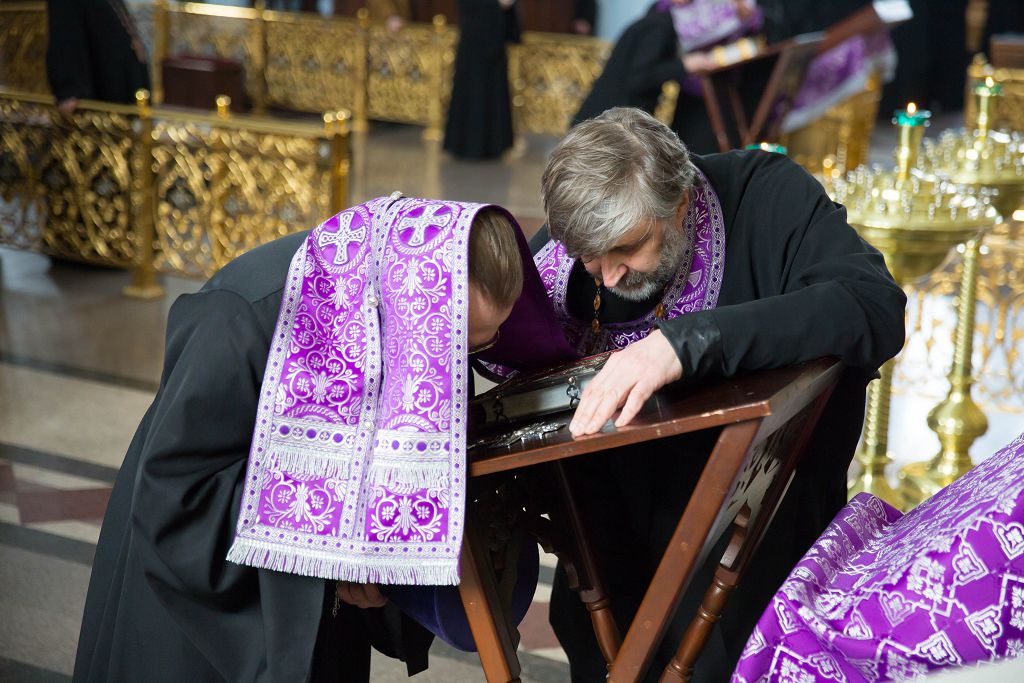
468 358 841 477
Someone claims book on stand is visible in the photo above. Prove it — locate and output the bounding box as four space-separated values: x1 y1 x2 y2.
470 351 612 427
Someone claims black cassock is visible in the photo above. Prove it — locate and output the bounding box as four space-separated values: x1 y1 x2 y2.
443 0 521 160
530 151 906 681
45 0 150 104
73 233 432 682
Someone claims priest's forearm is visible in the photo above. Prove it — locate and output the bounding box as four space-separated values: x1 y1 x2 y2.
657 274 905 380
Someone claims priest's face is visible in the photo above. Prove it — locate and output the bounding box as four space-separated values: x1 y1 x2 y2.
467 284 513 354
583 197 689 302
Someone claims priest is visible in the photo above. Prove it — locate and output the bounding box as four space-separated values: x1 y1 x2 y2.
72 196 573 681
532 106 907 680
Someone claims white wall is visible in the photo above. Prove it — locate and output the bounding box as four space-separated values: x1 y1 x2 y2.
595 0 650 41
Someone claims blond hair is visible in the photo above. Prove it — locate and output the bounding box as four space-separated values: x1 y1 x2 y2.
541 107 696 260
468 208 523 310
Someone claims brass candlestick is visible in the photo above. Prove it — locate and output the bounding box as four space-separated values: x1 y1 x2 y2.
826 103 998 507
899 78 1021 507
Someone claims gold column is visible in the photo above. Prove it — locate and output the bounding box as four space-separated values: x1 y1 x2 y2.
216 94 232 119
152 0 170 105
899 237 988 505
423 14 447 142
124 89 164 299
253 0 269 114
850 359 899 503
353 9 371 134
966 0 989 54
326 110 351 214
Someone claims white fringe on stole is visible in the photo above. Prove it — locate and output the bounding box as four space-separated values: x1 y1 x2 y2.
272 444 351 480
226 541 461 585
365 457 451 491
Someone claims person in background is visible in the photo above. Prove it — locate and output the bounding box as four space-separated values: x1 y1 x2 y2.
443 0 521 160
45 0 150 114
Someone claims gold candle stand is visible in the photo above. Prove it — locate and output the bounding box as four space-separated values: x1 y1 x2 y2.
826 102 999 506
900 78 1023 507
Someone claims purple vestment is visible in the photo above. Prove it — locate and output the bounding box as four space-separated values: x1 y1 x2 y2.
732 431 1024 682
227 196 572 585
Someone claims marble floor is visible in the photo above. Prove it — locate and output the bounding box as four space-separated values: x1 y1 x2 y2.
1 119 1022 682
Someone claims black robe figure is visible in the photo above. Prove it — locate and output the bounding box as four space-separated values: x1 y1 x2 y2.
443 0 521 160
73 233 432 682
571 8 696 143
531 150 906 681
45 0 150 106
572 1 874 155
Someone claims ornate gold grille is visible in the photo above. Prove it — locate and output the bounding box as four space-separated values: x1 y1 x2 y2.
263 12 364 116
0 2 48 96
0 88 349 285
149 115 335 278
508 33 610 135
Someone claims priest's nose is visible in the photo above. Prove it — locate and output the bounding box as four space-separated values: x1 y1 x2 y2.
600 259 627 289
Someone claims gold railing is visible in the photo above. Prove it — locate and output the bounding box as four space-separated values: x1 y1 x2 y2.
0 1 616 138
0 1 882 172
0 2 48 95
508 32 611 135
0 87 349 290
153 1 458 135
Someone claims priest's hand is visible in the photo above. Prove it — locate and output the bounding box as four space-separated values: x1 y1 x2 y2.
336 581 388 609
569 330 683 437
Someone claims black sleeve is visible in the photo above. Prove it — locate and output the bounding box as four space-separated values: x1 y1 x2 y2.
131 289 282 670
657 156 906 380
46 0 93 101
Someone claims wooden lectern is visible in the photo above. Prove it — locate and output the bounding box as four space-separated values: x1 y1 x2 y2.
460 357 842 682
693 3 911 152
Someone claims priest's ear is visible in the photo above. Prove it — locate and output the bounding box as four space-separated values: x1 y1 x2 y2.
468 209 523 310
674 190 690 227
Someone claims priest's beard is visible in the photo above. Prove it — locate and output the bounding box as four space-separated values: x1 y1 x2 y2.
608 222 689 302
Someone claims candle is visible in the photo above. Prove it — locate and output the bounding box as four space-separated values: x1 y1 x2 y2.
974 76 1002 138
894 101 931 128
744 142 787 155
893 103 930 183
974 76 1003 96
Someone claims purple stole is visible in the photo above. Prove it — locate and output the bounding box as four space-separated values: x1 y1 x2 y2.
228 196 487 585
732 431 1024 682
534 168 727 355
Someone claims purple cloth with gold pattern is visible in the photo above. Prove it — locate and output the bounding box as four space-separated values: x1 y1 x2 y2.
533 167 726 356
659 0 763 54
732 431 1024 682
657 0 764 97
227 196 573 585
782 31 896 134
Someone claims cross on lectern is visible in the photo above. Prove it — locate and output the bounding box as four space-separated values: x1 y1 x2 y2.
397 204 452 247
317 211 366 266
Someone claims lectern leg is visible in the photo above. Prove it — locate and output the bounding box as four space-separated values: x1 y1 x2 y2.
458 520 523 683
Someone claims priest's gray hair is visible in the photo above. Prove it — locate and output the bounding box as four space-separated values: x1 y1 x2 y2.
541 107 697 261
